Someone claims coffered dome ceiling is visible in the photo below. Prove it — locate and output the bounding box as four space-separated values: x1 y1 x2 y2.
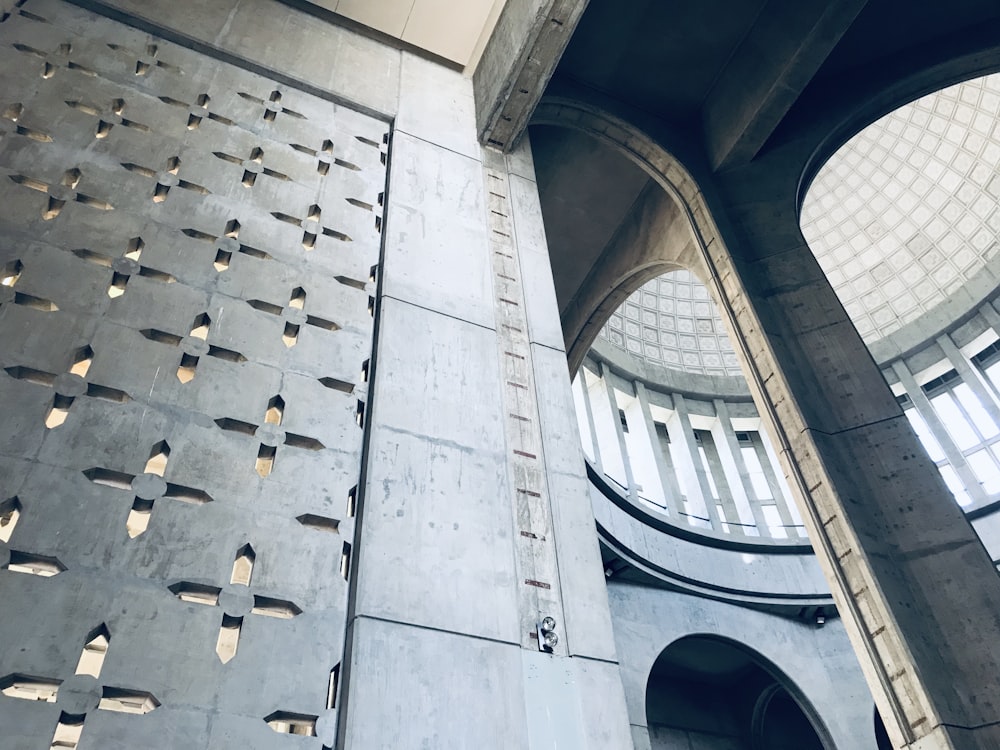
802 72 1000 344
598 270 742 377
596 73 1000 377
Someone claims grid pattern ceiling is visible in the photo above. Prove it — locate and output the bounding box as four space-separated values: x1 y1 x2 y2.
598 74 1000 378
801 73 1000 343
598 270 742 377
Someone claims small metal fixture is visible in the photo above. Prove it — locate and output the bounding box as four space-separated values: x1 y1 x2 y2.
537 616 558 652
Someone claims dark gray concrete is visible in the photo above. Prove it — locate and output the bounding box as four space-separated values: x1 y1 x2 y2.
473 0 589 151
701 0 867 171
0 1 387 746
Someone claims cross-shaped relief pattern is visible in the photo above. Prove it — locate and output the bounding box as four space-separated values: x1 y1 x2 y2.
238 89 306 123
71 235 177 299
8 166 113 220
120 155 210 203
180 217 273 272
64 96 151 139
106 42 182 77
0 1 389 745
215 394 325 477
4 343 131 429
0 623 160 749
12 40 97 80
167 543 302 663
137 311 247 383
157 92 237 130
246 285 340 348
272 202 351 249
83 439 214 538
212 145 291 188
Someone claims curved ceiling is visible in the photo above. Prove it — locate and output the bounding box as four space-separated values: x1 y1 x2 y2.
801 73 1000 343
571 73 1000 381
598 271 742 377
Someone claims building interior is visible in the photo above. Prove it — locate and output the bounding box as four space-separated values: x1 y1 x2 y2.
1 0 1000 748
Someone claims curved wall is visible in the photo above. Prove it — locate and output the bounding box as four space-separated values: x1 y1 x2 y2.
609 582 876 750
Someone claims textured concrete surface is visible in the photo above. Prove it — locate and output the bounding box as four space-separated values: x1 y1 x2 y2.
0 1 387 747
474 0 588 150
0 2 636 748
609 581 876 750
530 85 1000 747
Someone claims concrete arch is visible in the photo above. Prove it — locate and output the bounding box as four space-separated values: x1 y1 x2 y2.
607 599 877 750
645 633 835 750
795 67 1000 364
531 98 729 375
532 97 836 605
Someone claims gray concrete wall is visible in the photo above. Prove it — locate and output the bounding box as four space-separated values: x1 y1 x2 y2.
0 0 387 746
0 1 634 748
341 47 631 749
608 581 877 750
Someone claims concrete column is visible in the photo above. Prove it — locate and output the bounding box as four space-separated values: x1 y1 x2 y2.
705 210 1000 748
578 365 605 473
712 399 770 536
975 302 1000 401
701 414 748 536
668 394 724 530
341 57 631 748
635 382 682 517
937 333 1000 423
891 360 988 506
755 429 803 537
597 361 638 501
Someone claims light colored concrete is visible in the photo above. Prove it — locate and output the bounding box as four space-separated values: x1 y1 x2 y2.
380 131 496 328
340 617 531 749
397 51 481 159
608 582 876 750
354 297 520 642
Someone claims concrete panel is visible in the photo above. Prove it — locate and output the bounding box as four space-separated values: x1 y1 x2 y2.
571 655 636 749
354 297 520 642
397 51 481 160
520 650 633 749
511 173 566 351
92 0 402 116
382 131 495 328
522 650 588 748
0 5 385 748
341 617 530 749
532 343 619 661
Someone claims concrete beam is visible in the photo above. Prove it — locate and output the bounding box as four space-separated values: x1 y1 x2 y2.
474 0 589 151
702 0 867 172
